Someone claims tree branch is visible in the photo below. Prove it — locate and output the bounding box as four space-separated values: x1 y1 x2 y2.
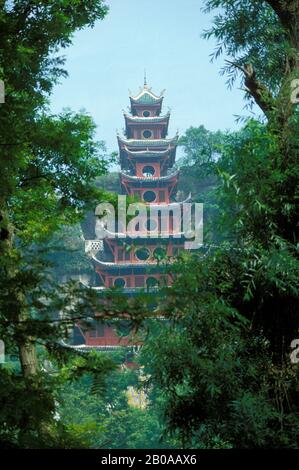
226 60 275 117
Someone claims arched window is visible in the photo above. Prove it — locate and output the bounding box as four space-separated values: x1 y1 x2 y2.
142 165 155 177
142 129 152 139
143 190 156 203
135 247 150 261
114 277 126 288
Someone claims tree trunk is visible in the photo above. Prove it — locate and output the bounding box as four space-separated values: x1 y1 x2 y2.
1 202 39 378
18 340 39 377
267 0 299 53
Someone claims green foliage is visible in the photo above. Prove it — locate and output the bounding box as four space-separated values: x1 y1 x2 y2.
140 1 299 449
203 0 287 95
142 253 299 448
11 110 110 244
216 119 299 244
96 171 121 193
57 366 178 449
179 125 225 174
0 0 109 203
45 224 94 278
0 0 113 449
178 125 227 242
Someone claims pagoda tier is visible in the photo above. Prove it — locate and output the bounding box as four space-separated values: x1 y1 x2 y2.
120 169 179 182
96 236 185 264
117 136 178 174
95 264 171 290
129 84 164 116
119 146 176 172
120 169 178 203
124 112 170 139
91 231 185 290
72 324 139 351
118 135 178 151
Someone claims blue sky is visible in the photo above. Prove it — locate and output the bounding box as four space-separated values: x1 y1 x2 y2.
50 0 255 157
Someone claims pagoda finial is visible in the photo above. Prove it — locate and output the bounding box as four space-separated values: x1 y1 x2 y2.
144 69 148 87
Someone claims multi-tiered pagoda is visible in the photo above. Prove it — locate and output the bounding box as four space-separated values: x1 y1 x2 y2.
74 80 188 351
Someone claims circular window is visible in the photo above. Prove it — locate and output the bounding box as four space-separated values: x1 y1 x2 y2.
143 190 156 203
142 129 152 139
135 247 150 261
142 165 155 177
146 277 159 288
153 247 166 260
143 110 150 117
146 218 158 231
114 278 126 288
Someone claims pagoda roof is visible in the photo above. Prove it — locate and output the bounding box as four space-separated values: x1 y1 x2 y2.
92 255 166 273
123 112 170 124
59 340 125 352
92 257 162 268
120 169 179 183
85 232 187 246
93 286 161 294
149 193 192 208
102 236 187 245
66 344 125 351
122 146 172 159
129 84 164 105
118 135 178 149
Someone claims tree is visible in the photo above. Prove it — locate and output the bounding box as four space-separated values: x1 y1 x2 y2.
141 250 299 448
141 1 299 447
201 0 299 348
178 125 226 243
58 359 178 449
0 1 115 448
179 125 225 175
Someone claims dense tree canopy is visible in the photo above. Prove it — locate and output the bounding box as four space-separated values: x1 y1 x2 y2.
141 0 299 448
0 0 114 448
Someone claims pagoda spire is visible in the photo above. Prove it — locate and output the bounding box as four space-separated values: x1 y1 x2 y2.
144 69 147 87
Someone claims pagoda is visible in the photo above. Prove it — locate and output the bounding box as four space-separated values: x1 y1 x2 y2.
73 79 188 352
